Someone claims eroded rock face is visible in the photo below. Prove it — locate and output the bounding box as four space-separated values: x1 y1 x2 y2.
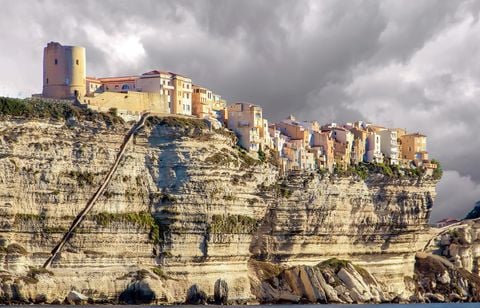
0 118 438 303
413 253 480 303
428 221 480 274
251 172 436 295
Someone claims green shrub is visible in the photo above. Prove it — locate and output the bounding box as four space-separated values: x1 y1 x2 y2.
0 96 124 125
147 116 208 130
431 159 443 180
257 149 266 163
151 267 170 280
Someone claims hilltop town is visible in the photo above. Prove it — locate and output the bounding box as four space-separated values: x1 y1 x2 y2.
36 41 439 176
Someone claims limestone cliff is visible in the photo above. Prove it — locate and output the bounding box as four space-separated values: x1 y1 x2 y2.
0 115 438 304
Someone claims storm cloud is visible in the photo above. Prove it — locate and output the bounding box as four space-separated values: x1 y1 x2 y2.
0 0 479 221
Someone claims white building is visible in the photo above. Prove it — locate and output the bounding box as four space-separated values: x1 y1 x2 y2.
366 130 383 163
378 129 399 165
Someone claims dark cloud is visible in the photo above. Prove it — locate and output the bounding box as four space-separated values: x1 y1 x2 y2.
0 0 479 219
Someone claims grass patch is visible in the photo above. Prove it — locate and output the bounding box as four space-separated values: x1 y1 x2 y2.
316 258 351 273
208 214 258 234
91 211 161 243
204 152 236 165
151 267 170 280
6 243 28 255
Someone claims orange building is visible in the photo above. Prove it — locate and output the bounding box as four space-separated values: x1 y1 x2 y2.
192 85 213 118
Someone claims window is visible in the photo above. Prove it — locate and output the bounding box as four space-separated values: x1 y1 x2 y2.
46 78 49 84
121 84 130 90
76 59 79 65
54 59 58 65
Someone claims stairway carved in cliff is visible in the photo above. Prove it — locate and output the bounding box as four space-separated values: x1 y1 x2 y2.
43 113 151 268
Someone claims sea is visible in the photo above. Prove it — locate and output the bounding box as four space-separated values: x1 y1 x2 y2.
9 305 480 307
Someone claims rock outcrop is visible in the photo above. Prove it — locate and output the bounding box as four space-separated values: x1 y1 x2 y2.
0 116 439 303
412 252 480 302
250 258 391 304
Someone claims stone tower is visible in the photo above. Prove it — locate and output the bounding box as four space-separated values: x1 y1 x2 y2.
42 42 86 99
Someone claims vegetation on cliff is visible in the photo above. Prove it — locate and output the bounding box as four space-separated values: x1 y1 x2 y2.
208 214 258 234
0 97 123 124
330 161 443 181
91 212 160 243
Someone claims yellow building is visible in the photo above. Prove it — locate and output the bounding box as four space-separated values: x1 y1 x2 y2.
42 42 86 99
172 74 193 115
82 91 169 121
227 102 265 152
212 93 227 111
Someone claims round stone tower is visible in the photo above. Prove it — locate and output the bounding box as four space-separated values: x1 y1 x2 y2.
42 42 86 99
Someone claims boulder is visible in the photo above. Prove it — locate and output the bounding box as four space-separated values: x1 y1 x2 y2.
66 290 88 305
425 292 445 303
214 279 228 305
313 267 341 303
334 285 353 303
119 280 156 304
298 267 326 303
337 267 372 300
437 271 451 284
185 284 207 305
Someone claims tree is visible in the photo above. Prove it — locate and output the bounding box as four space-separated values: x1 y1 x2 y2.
431 159 443 180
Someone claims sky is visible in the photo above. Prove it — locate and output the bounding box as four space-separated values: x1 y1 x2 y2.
0 0 479 221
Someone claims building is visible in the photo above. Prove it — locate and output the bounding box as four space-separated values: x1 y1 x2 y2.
192 85 213 119
82 91 169 121
330 127 354 170
227 102 264 152
434 218 460 228
378 129 399 165
135 70 174 112
276 115 310 147
268 124 286 155
311 131 335 172
212 94 227 112
349 127 368 165
98 75 138 93
171 74 193 115
86 77 102 95
42 41 86 99
365 128 383 163
400 133 427 162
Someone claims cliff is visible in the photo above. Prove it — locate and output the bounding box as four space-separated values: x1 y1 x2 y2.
0 114 438 304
